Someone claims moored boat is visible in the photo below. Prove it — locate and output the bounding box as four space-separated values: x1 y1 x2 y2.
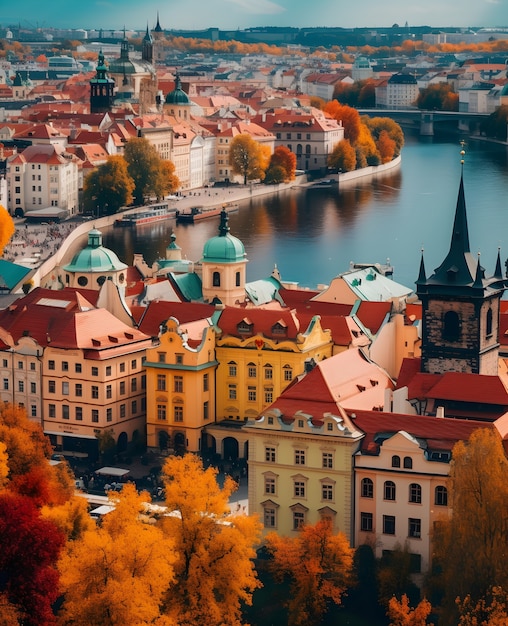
114 202 177 227
176 203 239 224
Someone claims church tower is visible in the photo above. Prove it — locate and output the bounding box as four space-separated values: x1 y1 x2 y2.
89 49 115 113
142 24 153 64
416 148 505 375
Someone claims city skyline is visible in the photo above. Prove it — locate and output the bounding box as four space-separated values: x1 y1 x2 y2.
1 0 507 33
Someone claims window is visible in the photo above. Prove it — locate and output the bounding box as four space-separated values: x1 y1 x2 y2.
435 486 448 506
203 373 209 392
264 388 273 404
48 360 55 370
203 401 209 420
265 447 276 463
48 404 56 418
322 483 334 501
92 410 99 423
409 483 422 504
18 381 24 393
62 361 69 371
213 271 221 287
403 456 413 469
75 362 82 373
486 308 493 337
247 363 257 378
361 512 373 532
120 381 125 395
248 387 256 402
392 455 401 468
322 452 333 469
409 518 421 538
62 382 69 395
264 366 273 379
106 408 112 423
175 354 183 365
75 383 82 397
236 271 241 287
383 515 395 535
293 511 305 530
30 362 35 371
31 405 37 418
62 405 69 420
75 407 83 421
48 380 56 393
30 382 36 394
157 374 166 391
91 386 99 399
2 359 7 367
106 385 112 399
283 365 293 381
106 365 111 376
361 477 374 498
174 406 183 422
228 362 237 377
265 476 276 494
131 359 137 369
91 367 99 376
120 404 126 418
294 480 306 498
174 376 183 393
131 378 137 392
264 507 276 528
228 384 237 400
2 379 7 391
384 480 396 501
157 405 167 421
443 310 460 342
295 449 306 465
132 400 137 414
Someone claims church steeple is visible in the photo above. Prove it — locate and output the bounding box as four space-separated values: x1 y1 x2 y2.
416 144 505 375
142 23 153 63
89 49 115 113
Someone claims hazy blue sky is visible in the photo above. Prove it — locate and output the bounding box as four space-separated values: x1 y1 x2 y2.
1 0 507 31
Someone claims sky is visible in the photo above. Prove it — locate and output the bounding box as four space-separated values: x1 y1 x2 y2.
1 0 508 32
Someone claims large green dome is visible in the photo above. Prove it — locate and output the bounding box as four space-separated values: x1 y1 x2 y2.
63 229 127 273
202 211 246 264
165 74 191 105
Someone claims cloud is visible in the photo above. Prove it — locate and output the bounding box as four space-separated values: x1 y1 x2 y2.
225 0 287 15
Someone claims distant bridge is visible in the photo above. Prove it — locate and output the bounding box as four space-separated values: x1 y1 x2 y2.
357 109 490 136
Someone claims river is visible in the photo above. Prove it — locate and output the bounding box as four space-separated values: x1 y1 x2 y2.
102 132 508 292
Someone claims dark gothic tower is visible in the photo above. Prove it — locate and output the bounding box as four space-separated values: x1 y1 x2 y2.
416 147 505 375
142 23 153 63
89 49 115 113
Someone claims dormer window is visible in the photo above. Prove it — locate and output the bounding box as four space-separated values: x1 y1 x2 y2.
272 322 287 337
237 319 253 335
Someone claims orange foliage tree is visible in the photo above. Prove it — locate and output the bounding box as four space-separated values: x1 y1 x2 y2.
161 454 262 626
266 519 353 626
376 130 397 163
387 594 433 626
457 586 508 625
0 204 15 255
328 138 357 172
324 100 362 144
267 145 297 182
229 134 268 184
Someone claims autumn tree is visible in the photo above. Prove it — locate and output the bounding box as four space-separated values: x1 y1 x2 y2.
355 121 380 167
124 136 163 205
0 204 15 255
333 79 376 108
431 428 508 625
328 139 357 172
377 543 420 609
265 519 353 626
83 155 134 216
229 134 268 184
324 100 362 144
376 129 397 163
363 116 405 156
58 484 175 626
457 586 508 625
266 145 297 183
161 454 262 626
0 491 65 626
153 159 180 200
387 594 433 626
416 83 459 111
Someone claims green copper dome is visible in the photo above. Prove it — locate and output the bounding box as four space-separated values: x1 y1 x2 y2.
165 74 191 105
202 211 246 264
63 229 127 273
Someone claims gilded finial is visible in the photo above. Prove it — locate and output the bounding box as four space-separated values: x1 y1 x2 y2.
460 140 466 166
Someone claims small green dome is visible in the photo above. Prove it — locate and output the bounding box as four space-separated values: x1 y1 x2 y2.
165 74 191 105
202 211 246 264
63 229 127 273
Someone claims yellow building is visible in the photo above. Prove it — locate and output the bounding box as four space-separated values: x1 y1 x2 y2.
144 317 217 454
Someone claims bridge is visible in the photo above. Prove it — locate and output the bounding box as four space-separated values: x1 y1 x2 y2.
357 109 490 136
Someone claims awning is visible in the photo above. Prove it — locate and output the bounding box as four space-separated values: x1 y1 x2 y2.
95 467 130 477
44 430 98 440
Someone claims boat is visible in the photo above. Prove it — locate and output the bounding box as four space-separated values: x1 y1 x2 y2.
309 178 338 189
176 203 239 224
114 202 177 227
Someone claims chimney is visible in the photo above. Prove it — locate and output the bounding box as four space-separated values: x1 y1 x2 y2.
436 406 445 418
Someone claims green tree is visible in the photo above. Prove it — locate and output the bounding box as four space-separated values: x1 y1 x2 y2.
264 164 286 184
431 428 508 625
377 543 420 609
124 136 162 205
83 156 134 216
416 83 459 111
481 105 508 141
229 134 267 184
265 519 353 626
328 139 357 172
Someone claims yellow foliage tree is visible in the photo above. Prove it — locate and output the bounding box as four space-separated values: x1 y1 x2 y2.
0 441 7 489
229 134 268 184
387 594 433 626
328 139 357 172
58 484 176 626
0 204 15 256
41 495 93 541
458 586 508 625
265 519 353 626
161 454 262 626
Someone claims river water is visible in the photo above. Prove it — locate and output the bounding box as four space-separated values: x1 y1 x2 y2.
103 132 508 292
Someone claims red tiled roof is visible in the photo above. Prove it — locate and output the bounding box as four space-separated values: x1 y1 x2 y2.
217 306 302 339
355 301 392 335
426 372 508 405
137 301 215 336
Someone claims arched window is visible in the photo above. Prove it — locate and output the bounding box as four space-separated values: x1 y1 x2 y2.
486 308 493 337
409 483 422 503
443 310 460 342
403 456 413 469
305 144 311 156
435 485 448 506
391 455 401 468
384 480 396 501
235 271 241 287
213 271 220 287
361 477 373 498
